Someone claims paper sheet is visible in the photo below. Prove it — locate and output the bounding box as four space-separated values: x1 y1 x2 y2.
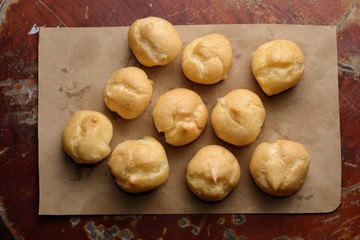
38 24 341 215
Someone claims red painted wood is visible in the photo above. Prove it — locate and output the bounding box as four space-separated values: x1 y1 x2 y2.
1 0 359 239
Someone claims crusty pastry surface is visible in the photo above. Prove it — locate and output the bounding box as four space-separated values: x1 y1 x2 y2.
152 88 208 146
104 67 153 120
128 16 182 67
186 145 241 201
249 139 310 197
211 89 265 146
182 33 232 84
251 39 305 96
62 110 113 164
108 136 169 193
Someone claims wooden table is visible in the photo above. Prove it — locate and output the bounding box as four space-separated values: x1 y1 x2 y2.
1 0 359 239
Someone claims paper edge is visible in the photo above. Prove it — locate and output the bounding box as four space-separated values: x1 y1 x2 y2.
37 24 342 215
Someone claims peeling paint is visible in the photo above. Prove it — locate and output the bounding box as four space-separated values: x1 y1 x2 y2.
0 197 24 240
338 55 360 79
28 23 40 35
342 182 360 195
350 199 360 207
332 1 357 31
1 78 38 125
191 226 200 236
84 221 135 240
0 147 10 155
113 214 142 221
217 217 225 225
224 229 245 240
0 0 19 25
84 5 89 19
162 226 167 236
338 62 355 73
70 216 80 228
6 110 38 125
178 217 202 236
330 215 360 239
206 224 211 237
232 214 245 225
323 214 340 223
178 217 191 228
0 78 34 88
344 162 358 168
344 3 357 21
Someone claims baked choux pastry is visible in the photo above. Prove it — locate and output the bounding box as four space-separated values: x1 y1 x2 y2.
211 89 265 146
128 16 182 67
104 67 153 119
108 136 169 193
152 88 208 146
186 145 241 201
251 39 305 96
62 110 113 164
182 34 232 84
249 140 310 197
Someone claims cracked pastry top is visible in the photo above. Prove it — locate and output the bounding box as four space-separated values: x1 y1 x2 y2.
152 88 208 146
108 136 169 193
249 140 310 197
104 67 153 120
182 33 232 84
128 16 182 67
211 89 265 146
186 145 241 201
251 39 305 96
62 110 113 164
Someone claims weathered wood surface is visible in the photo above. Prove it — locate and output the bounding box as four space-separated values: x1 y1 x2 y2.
0 0 359 239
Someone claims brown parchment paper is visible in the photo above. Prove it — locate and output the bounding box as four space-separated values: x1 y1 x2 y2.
38 24 341 215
